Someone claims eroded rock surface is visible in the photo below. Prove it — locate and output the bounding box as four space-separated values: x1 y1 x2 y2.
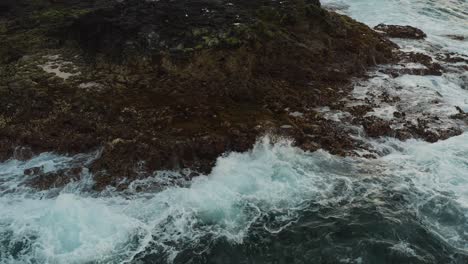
0 0 408 190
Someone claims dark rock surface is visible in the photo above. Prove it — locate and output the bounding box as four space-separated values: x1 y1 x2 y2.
380 52 444 77
446 35 465 41
361 116 393 138
1 0 403 190
374 24 427 39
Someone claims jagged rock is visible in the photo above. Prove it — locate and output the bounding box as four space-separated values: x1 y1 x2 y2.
25 167 84 190
381 51 444 76
374 24 427 39
361 116 393 138
0 0 399 190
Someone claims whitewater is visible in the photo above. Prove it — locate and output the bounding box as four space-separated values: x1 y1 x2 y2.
1 0 467 263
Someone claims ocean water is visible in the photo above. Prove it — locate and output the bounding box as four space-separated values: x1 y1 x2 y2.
1 0 468 263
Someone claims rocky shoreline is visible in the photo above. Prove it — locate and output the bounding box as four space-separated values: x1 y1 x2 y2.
0 0 465 190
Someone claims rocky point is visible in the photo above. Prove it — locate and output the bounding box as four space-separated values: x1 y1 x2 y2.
2 0 461 191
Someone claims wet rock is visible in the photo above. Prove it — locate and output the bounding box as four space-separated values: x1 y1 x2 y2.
437 52 468 64
361 116 393 138
382 52 443 76
402 118 463 143
393 111 405 119
374 24 426 39
299 141 320 152
451 106 468 120
0 0 399 191
446 35 465 41
24 166 44 176
13 146 34 161
420 128 462 143
25 167 84 190
395 129 413 141
347 105 374 117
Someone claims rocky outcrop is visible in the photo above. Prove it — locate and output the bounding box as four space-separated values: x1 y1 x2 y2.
374 24 427 39
0 0 400 190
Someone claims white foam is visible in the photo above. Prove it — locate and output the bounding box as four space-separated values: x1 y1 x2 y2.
322 0 468 56
0 138 361 263
338 69 466 140
0 194 141 263
376 133 468 250
390 241 417 257
366 105 398 121
1 133 468 262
